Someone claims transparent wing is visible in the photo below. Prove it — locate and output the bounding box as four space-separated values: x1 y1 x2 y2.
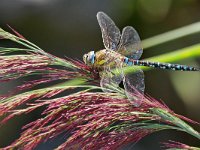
100 71 123 93
123 67 145 107
118 26 143 60
97 12 121 50
100 57 123 93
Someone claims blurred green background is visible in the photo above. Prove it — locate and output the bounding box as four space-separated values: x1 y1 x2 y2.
0 0 199 149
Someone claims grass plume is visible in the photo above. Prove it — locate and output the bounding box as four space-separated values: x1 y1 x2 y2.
0 25 199 150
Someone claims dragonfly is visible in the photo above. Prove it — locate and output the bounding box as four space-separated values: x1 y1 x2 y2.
83 11 199 106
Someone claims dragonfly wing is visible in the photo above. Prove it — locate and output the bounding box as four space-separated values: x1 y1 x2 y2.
118 26 143 59
123 67 145 107
97 12 121 50
100 59 123 93
100 71 123 93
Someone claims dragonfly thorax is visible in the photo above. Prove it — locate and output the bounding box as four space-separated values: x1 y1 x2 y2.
95 49 124 69
83 49 123 69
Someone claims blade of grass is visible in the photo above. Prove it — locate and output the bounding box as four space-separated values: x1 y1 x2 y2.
142 21 200 49
152 108 200 140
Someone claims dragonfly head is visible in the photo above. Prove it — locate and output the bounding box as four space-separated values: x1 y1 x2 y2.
83 51 95 66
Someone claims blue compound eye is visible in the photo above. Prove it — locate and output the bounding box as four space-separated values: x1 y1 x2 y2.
89 51 95 64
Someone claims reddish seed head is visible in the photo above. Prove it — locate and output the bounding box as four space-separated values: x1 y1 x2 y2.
0 28 199 149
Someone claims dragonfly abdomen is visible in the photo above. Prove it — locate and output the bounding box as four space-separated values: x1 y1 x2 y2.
139 61 199 71
123 57 199 71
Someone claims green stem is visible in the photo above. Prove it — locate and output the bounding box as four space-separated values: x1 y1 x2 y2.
142 21 200 49
123 43 200 74
144 44 200 62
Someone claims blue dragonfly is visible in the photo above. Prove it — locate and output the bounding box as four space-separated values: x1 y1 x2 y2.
83 12 199 106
